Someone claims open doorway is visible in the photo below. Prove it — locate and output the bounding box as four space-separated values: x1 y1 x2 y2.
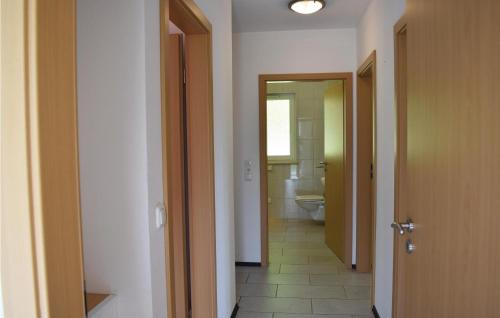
258 73 353 268
161 1 217 318
235 73 373 317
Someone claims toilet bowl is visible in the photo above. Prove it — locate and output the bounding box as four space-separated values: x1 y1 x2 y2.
295 194 325 222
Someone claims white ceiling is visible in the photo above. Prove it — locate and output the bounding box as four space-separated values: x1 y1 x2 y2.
232 0 372 33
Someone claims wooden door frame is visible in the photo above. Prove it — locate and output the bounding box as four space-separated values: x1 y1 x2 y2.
160 0 217 317
1 0 86 316
392 15 407 318
259 73 353 269
356 51 377 275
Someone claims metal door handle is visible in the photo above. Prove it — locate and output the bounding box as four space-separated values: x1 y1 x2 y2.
317 162 328 169
391 218 415 236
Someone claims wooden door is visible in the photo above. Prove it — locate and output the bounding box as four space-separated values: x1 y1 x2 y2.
356 53 376 273
393 1 500 317
324 81 346 262
165 33 190 318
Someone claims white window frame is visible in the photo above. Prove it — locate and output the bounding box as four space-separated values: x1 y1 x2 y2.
266 93 297 164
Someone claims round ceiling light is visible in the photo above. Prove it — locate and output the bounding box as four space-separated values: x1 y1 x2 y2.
289 0 326 15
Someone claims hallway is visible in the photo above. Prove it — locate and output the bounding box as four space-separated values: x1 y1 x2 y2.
236 219 373 317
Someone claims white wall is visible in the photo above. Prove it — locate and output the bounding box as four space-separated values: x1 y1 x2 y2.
192 0 237 317
233 28 358 262
356 0 405 317
144 0 168 316
77 0 165 317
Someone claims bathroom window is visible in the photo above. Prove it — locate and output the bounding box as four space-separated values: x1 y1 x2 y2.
267 93 297 164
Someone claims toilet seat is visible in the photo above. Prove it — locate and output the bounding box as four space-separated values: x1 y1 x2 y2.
295 194 324 202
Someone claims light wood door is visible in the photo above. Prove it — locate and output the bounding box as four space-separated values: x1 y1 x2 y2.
165 33 190 318
393 1 500 317
356 54 376 274
324 81 346 262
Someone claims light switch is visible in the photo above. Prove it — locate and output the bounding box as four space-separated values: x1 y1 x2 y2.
155 202 166 229
244 160 253 181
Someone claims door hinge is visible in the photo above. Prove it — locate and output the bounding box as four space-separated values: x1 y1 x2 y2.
183 68 187 84
370 163 374 179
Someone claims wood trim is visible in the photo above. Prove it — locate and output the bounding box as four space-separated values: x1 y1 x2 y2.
259 73 354 269
356 50 377 274
160 2 176 317
258 77 269 266
392 15 407 318
343 75 354 271
185 32 217 318
169 0 211 34
85 293 111 313
1 0 85 316
160 1 217 317
357 52 376 77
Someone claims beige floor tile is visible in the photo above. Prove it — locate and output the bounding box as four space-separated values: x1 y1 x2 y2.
274 314 350 318
277 285 346 299
236 312 273 318
270 247 284 256
269 224 288 231
237 284 278 297
285 233 309 241
283 248 334 257
271 241 327 249
270 255 309 265
286 219 316 224
286 224 323 232
236 272 249 283
280 264 339 274
312 299 371 315
344 286 371 299
310 273 372 286
308 255 343 266
269 233 286 242
236 264 281 274
239 297 312 314
235 220 376 318
305 233 325 242
247 273 310 285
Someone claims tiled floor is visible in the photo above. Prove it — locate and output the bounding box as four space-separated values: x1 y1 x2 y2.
236 219 373 318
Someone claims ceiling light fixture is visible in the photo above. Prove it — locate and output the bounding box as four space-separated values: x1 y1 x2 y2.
288 0 326 15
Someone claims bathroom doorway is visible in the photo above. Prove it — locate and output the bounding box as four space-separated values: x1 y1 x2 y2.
258 73 353 268
235 73 374 317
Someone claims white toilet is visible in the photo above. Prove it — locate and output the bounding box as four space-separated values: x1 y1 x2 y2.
295 177 325 221
295 194 325 221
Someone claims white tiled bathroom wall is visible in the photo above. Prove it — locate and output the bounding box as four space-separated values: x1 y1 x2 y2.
267 81 335 219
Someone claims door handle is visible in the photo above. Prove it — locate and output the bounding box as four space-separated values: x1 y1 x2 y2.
391 218 415 236
316 162 327 169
